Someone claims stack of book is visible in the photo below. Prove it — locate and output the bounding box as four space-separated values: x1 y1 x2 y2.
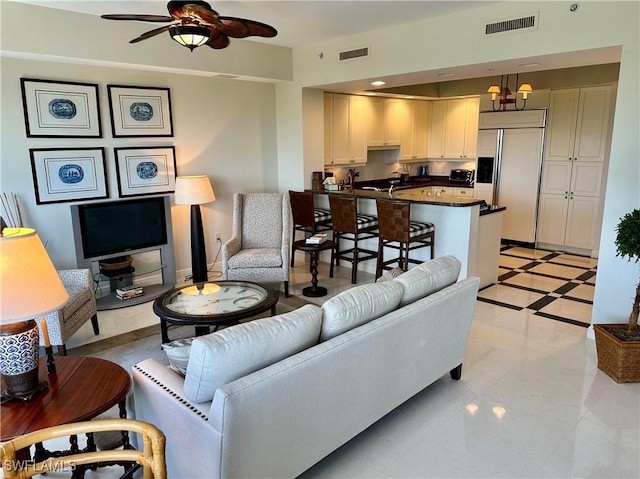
305 233 328 245
116 284 144 300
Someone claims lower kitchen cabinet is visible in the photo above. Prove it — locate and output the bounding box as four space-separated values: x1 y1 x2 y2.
537 193 600 250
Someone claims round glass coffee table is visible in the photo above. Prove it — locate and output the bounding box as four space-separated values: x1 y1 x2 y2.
153 281 279 343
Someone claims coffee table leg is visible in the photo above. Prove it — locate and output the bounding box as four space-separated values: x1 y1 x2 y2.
160 318 170 344
195 325 210 336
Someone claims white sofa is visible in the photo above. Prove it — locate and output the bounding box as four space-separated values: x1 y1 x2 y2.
132 256 479 479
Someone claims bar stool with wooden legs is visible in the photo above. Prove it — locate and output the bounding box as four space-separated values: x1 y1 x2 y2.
289 190 332 266
375 198 435 280
328 195 379 284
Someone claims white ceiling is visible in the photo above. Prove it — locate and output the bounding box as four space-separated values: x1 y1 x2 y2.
11 1 622 95
12 1 498 48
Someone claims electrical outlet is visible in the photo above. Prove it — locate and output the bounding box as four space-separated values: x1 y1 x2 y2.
215 232 222 242
441 166 446 174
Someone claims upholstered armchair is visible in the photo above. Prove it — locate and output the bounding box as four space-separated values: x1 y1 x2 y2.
221 193 290 297
39 268 99 355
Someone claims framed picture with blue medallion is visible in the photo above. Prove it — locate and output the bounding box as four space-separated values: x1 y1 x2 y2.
114 146 177 197
108 85 173 137
29 148 108 204
20 78 102 138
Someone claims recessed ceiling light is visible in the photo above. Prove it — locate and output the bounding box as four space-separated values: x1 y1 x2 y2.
519 62 541 68
404 96 415 99
370 80 386 86
437 73 454 77
365 92 377 96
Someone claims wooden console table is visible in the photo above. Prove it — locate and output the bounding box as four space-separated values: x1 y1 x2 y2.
1 356 132 478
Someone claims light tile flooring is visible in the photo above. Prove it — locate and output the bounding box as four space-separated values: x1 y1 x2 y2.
477 245 598 327
28 247 640 478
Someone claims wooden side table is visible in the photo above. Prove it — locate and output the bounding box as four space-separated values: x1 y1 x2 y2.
1 356 132 478
293 239 335 297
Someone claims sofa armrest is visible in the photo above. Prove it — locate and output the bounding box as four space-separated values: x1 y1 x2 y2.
132 359 221 477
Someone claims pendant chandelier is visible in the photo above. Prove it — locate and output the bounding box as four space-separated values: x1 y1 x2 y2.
486 74 533 111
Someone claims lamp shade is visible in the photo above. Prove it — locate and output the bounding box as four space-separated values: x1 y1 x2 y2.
169 25 211 51
486 85 501 94
174 175 216 205
0 228 68 323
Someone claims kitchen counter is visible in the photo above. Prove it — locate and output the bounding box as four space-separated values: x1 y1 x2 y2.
308 189 504 287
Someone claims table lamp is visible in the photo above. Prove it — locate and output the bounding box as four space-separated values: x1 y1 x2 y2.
174 175 216 283
0 228 68 400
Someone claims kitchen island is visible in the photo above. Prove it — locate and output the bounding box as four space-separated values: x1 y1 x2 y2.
309 188 504 288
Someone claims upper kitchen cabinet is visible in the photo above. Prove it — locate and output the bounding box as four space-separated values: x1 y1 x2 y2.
324 93 367 166
545 86 612 163
399 100 429 162
428 97 479 159
365 97 403 147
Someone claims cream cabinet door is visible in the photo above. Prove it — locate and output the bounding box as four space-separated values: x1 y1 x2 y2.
540 160 572 194
443 98 467 158
565 195 600 249
384 99 403 145
400 100 429 161
570 160 603 197
349 95 366 163
331 94 352 165
324 93 333 164
463 97 480 158
428 100 447 158
537 194 570 245
545 89 580 162
574 86 612 162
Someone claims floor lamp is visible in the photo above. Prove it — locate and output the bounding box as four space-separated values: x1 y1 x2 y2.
0 228 68 400
174 175 216 284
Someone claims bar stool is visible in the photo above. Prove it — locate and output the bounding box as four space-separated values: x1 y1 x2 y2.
289 190 332 267
328 195 379 284
375 198 435 279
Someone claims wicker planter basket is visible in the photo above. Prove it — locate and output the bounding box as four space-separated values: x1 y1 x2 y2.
594 323 640 383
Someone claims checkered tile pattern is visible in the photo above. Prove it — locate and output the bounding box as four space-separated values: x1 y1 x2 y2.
477 245 597 328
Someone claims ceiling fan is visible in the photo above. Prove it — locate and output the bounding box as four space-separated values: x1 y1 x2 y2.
101 1 277 52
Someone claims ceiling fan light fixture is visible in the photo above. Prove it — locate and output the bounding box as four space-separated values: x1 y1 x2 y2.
169 25 211 51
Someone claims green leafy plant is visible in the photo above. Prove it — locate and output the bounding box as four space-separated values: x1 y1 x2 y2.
615 208 640 333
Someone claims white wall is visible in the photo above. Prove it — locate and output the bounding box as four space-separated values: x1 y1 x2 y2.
279 1 640 327
0 57 279 276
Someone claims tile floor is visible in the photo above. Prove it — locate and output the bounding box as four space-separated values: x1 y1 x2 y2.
27 247 640 478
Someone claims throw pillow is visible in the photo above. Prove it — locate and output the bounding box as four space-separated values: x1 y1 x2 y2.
161 338 194 376
183 304 323 403
376 266 406 282
394 255 461 307
320 281 404 341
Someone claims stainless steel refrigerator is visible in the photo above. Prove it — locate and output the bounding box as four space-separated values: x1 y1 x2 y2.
477 110 546 244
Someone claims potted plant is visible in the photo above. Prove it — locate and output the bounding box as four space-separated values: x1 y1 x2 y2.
594 208 640 382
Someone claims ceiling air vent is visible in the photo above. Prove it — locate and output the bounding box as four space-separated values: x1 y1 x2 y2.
339 46 369 62
485 13 538 35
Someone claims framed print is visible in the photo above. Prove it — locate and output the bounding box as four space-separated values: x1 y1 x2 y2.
30 148 108 204
20 78 102 138
108 85 174 137
115 146 177 197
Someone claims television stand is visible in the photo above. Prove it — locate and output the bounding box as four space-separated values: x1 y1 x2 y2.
92 254 174 311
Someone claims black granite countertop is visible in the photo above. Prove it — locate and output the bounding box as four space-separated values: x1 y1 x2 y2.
353 175 474 191
308 187 506 216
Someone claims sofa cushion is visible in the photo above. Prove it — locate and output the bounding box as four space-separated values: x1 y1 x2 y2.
183 304 322 403
161 338 194 376
394 255 461 307
227 248 282 269
320 281 403 341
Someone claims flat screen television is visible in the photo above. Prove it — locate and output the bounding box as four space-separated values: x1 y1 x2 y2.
76 197 168 259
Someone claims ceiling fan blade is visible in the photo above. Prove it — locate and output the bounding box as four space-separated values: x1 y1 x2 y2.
207 30 231 49
217 17 277 38
168 1 218 24
101 14 174 22
129 24 175 44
